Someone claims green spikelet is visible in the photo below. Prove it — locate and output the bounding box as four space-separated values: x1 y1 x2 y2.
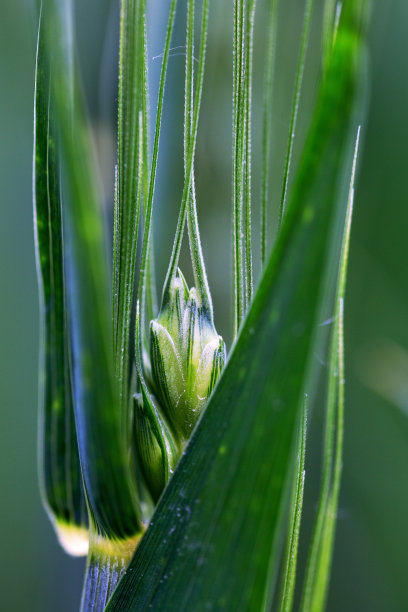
150 270 226 443
133 391 179 503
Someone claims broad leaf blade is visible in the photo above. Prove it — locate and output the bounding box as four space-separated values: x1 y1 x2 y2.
42 1 141 540
107 19 363 611
33 9 87 555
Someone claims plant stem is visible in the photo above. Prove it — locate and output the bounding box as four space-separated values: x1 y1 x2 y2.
141 3 158 326
184 0 213 315
161 0 210 309
278 0 314 230
260 0 278 267
279 397 307 612
232 0 246 339
244 0 256 309
322 0 337 70
80 528 144 612
137 0 178 327
115 0 144 416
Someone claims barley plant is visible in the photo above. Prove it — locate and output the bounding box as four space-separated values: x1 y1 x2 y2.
33 0 369 610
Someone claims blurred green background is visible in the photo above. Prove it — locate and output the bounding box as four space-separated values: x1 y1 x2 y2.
0 0 407 610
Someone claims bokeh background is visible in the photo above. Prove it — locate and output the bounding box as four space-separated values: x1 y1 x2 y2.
1 0 407 610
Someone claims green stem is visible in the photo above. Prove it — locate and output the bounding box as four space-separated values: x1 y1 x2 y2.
115 0 145 417
137 0 178 327
161 0 210 309
279 397 307 612
80 527 144 612
260 0 278 267
244 0 256 309
322 0 337 70
232 0 246 339
278 0 314 229
141 2 158 326
184 0 213 315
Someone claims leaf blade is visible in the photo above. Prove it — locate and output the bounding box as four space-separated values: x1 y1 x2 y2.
33 7 87 555
42 0 142 541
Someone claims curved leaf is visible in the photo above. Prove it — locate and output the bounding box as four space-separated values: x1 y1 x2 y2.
42 0 141 541
33 7 87 556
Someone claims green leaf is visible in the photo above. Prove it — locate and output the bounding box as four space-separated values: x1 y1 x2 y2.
42 0 141 541
33 6 87 556
106 18 363 611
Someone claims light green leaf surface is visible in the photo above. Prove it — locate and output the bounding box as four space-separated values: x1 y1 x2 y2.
106 16 363 610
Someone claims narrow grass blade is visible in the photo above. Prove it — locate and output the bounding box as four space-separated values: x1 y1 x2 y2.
279 397 307 612
106 19 363 610
244 0 256 308
260 0 278 267
161 0 210 307
232 0 246 338
232 0 256 330
141 7 158 326
33 10 87 556
301 126 360 612
42 0 141 540
322 0 338 70
278 0 314 229
114 0 145 416
184 0 213 316
137 0 178 317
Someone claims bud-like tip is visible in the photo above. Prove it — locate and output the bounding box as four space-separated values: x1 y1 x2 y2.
133 392 179 503
151 271 226 442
